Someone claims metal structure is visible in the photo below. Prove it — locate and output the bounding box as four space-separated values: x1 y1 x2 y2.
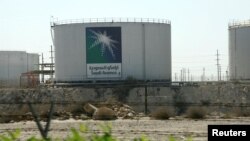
51 18 171 83
229 20 250 80
38 48 55 84
0 51 39 87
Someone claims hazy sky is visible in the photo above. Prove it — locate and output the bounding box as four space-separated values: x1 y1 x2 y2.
1 0 250 81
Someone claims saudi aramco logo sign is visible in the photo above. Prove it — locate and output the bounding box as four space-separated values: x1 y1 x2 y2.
86 27 122 78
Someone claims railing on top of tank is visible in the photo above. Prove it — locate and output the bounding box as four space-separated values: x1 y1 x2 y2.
51 18 171 26
228 19 250 28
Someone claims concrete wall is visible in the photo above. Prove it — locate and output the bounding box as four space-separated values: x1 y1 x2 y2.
0 83 250 116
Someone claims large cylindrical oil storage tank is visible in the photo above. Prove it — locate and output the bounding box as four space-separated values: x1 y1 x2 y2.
229 20 250 80
0 51 39 87
52 18 171 82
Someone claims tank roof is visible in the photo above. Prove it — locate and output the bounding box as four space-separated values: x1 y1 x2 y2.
0 51 26 53
229 19 250 29
51 18 171 27
0 51 39 55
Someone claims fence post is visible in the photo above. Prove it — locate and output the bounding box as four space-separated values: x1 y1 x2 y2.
28 101 54 140
28 102 47 139
45 101 54 138
145 85 148 115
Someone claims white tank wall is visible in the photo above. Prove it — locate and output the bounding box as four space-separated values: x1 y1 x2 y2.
145 24 171 80
28 53 39 71
120 24 144 79
229 26 250 80
53 22 171 82
54 24 86 81
0 51 39 87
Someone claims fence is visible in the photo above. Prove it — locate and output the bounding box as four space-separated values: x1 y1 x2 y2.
51 17 171 26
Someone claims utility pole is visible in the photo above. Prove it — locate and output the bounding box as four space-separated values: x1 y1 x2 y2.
219 65 222 81
216 50 220 81
7 54 9 85
188 68 190 81
184 68 186 81
211 74 214 81
180 69 183 81
26 53 29 72
50 45 54 80
41 53 44 83
226 70 229 81
175 73 178 81
144 85 148 115
183 68 186 81
226 66 229 81
203 67 205 81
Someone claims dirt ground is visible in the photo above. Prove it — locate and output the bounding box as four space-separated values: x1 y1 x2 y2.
1 117 250 141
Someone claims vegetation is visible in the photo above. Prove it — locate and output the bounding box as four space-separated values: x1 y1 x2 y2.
0 129 21 141
0 124 193 141
200 100 211 106
172 91 187 115
150 107 175 120
232 107 250 117
186 107 207 119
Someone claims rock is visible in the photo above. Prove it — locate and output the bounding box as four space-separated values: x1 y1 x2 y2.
129 113 134 117
114 108 118 111
243 87 248 93
92 107 117 120
103 102 138 119
24 112 33 120
131 111 136 114
127 112 134 117
123 104 133 110
25 112 32 116
75 116 79 120
80 114 89 120
120 107 126 112
83 103 98 115
58 116 69 120
138 112 145 117
121 112 135 119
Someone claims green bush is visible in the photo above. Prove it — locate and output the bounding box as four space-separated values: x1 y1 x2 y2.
0 129 21 141
0 124 193 141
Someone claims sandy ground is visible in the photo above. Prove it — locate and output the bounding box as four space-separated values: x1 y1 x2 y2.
0 117 250 141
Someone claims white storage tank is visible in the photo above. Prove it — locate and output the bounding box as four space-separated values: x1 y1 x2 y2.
0 51 39 87
229 20 250 80
51 18 171 82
